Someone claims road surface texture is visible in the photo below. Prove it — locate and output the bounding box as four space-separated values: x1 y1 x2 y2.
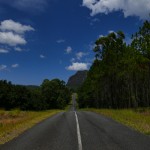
0 94 150 150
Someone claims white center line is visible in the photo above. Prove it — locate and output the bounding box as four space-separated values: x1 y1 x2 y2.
75 111 83 150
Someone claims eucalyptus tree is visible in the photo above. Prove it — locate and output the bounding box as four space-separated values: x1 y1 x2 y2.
78 20 150 108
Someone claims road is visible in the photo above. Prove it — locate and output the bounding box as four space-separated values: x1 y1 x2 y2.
0 94 150 150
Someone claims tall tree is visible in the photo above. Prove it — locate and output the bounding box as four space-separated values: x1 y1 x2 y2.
78 20 150 109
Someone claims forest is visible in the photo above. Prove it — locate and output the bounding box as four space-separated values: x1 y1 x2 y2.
0 79 71 110
0 20 149 111
78 20 150 109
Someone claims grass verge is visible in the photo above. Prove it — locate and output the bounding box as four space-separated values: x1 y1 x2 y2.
0 109 61 144
83 108 150 135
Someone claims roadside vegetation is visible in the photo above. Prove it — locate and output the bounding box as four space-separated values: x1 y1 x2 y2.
77 20 150 135
78 20 150 109
0 78 71 110
0 109 61 144
0 78 71 144
83 108 150 135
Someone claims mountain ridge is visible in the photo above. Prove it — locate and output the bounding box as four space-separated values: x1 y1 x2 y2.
67 70 88 90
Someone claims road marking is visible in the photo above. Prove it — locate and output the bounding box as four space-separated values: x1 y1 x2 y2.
75 111 83 150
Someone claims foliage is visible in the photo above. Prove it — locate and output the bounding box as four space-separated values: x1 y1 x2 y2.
41 79 71 109
78 20 150 109
0 79 71 110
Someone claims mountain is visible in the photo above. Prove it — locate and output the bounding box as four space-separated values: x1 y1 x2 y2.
67 70 88 90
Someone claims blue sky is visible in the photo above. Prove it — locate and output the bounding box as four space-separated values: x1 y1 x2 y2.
0 0 149 85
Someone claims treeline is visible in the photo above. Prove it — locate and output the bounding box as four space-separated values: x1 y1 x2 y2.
78 20 150 109
0 79 71 110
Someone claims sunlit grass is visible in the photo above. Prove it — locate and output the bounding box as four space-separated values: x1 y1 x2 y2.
83 108 150 135
0 109 61 144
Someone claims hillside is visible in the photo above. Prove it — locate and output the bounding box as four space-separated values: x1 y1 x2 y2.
67 70 88 90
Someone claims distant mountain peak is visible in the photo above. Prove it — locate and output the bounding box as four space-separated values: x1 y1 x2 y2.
67 70 88 90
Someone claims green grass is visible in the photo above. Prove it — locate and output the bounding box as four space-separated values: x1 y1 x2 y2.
83 108 150 135
0 109 61 144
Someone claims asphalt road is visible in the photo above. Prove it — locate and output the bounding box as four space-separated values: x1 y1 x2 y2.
0 95 150 150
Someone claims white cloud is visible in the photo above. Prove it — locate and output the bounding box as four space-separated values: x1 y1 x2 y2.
0 20 34 48
0 64 7 71
89 42 96 50
12 64 19 68
71 58 75 62
66 62 89 71
82 0 150 19
76 52 88 60
92 18 100 22
40 54 45 58
14 47 23 52
57 39 65 43
0 32 26 46
65 46 72 54
90 18 100 25
0 20 34 34
98 30 116 39
0 48 9 53
99 34 104 38
108 30 115 34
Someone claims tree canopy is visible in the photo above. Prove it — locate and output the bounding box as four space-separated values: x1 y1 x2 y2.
0 79 71 110
78 20 150 109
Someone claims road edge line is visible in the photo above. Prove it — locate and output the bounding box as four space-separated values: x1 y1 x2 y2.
75 111 83 150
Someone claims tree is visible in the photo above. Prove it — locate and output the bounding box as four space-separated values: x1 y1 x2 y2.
78 21 150 109
41 78 71 109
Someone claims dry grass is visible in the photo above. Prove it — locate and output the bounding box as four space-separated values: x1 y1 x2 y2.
0 109 61 144
84 108 150 135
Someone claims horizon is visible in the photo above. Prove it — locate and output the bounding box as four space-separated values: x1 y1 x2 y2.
2 70 88 86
